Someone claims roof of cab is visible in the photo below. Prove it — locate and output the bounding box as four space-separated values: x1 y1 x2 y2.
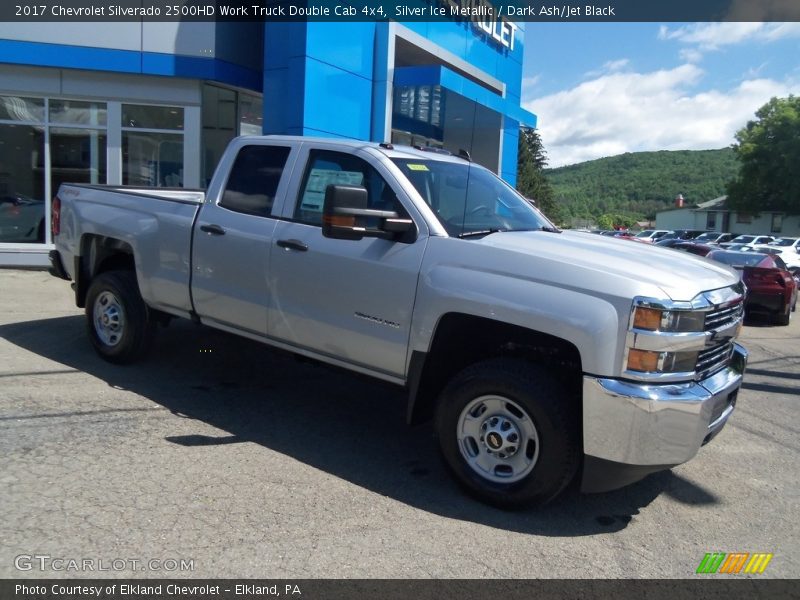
236 134 470 164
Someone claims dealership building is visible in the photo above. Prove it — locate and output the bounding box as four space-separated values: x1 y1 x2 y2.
0 18 535 266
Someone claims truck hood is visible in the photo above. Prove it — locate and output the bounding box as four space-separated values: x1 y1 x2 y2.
476 230 737 301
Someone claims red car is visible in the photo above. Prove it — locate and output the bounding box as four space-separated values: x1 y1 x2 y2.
672 241 715 256
707 250 798 325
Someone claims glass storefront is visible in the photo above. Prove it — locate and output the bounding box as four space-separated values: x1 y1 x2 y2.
0 123 45 243
201 84 263 185
391 85 501 173
0 94 191 248
122 104 184 187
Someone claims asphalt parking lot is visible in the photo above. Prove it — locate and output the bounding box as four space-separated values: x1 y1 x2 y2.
1 268 798 579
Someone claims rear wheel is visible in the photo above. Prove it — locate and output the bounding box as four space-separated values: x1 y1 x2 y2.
85 270 155 363
435 358 580 509
774 301 792 326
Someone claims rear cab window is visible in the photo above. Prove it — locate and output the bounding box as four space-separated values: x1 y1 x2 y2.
220 145 291 217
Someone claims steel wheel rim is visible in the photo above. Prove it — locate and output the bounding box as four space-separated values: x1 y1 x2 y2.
93 291 125 347
456 395 540 484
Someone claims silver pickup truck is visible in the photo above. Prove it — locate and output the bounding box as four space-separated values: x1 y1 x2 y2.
49 135 747 508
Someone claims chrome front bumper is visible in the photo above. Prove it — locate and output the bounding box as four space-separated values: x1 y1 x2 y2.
581 343 747 491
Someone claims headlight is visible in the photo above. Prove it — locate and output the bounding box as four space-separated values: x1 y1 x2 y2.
631 306 706 332
626 348 698 374
624 290 745 382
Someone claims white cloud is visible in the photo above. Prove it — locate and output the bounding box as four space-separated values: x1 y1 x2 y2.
584 58 630 79
679 48 704 63
523 65 800 167
660 22 800 50
522 75 541 100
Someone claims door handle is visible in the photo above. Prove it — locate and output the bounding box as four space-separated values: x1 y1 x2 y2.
200 224 226 235
277 239 308 252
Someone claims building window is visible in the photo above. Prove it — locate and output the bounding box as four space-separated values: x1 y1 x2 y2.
391 85 501 172
1 96 109 245
771 213 783 233
0 123 46 243
736 212 752 224
706 211 716 230
122 104 184 187
202 84 264 186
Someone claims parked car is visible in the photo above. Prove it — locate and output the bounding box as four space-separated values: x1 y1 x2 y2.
719 234 775 249
633 229 670 243
758 247 800 277
672 242 715 257
725 243 756 252
654 238 689 248
706 250 797 325
0 193 45 243
659 229 706 240
764 237 800 252
693 232 735 246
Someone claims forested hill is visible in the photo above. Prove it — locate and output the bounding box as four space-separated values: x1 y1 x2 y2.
545 148 738 221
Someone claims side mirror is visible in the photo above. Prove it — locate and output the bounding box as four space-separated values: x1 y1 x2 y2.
322 184 414 241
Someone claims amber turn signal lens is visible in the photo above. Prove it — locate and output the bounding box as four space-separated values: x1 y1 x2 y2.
627 349 661 372
633 307 662 331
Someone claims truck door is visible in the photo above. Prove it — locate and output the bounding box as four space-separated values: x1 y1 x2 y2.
191 142 297 336
269 147 427 378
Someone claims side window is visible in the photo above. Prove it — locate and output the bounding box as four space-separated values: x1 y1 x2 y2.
220 145 290 217
294 150 402 226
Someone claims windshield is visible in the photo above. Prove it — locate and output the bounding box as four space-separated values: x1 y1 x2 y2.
772 238 797 247
391 159 555 237
732 235 755 243
635 230 654 238
709 251 766 267
695 232 717 241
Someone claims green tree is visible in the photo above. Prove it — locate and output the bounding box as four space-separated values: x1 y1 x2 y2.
727 95 800 215
516 127 564 224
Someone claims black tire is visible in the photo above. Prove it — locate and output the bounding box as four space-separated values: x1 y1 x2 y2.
774 302 792 326
85 270 155 363
435 358 580 509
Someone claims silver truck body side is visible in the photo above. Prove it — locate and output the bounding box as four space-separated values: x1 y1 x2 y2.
56 185 202 317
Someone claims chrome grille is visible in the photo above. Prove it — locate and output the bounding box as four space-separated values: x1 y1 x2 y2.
696 342 735 378
704 300 744 331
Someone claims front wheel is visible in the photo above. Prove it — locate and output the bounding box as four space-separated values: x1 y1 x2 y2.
85 270 155 363
435 359 580 509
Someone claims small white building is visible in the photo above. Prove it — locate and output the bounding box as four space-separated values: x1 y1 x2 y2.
656 196 800 237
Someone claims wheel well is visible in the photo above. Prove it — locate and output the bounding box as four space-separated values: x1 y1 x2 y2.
75 235 136 307
407 313 582 425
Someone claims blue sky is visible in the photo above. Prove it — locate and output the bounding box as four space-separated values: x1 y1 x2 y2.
520 23 800 167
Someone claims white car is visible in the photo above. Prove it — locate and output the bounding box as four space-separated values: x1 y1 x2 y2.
762 237 800 253
759 246 800 273
693 232 736 246
720 234 775 249
633 229 670 243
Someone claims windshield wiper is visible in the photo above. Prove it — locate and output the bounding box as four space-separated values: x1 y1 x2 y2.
458 228 506 238
539 225 562 233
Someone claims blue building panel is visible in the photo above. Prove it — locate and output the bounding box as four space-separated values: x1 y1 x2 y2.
304 22 376 81
0 39 141 74
264 22 308 66
302 58 373 140
0 39 261 91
